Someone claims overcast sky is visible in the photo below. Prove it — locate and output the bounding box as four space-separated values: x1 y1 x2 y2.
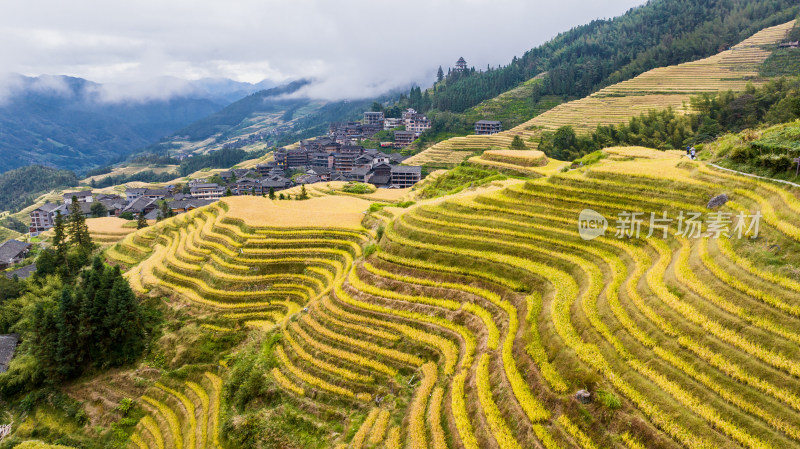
0 0 646 101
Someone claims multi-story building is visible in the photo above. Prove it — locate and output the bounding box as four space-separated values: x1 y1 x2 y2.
475 120 502 135
345 167 372 183
29 202 61 236
310 152 330 168
190 183 225 200
405 113 431 136
331 152 359 173
256 162 279 176
390 166 422 188
383 118 404 130
62 190 93 204
125 188 148 201
274 147 311 169
394 130 416 148
363 111 384 127
143 189 169 200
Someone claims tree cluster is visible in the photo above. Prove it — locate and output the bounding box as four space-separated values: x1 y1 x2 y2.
36 197 95 278
31 257 147 382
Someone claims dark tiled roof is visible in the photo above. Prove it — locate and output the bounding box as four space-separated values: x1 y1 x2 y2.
388 153 408 163
62 190 92 199
0 333 20 373
350 167 371 176
391 165 422 174
261 178 292 188
63 202 93 215
123 197 156 213
370 174 391 185
144 189 169 196
169 199 214 210
35 202 61 213
308 167 331 175
475 120 501 125
0 240 30 263
296 175 321 184
100 199 125 210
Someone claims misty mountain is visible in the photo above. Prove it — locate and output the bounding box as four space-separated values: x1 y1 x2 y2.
185 77 278 104
168 79 313 142
0 74 267 174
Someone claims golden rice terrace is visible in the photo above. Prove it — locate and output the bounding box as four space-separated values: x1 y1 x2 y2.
111 147 800 449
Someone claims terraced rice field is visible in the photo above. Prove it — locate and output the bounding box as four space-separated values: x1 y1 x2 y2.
120 147 800 448
86 217 137 246
468 149 558 175
407 21 795 168
107 196 372 331
127 372 223 449
280 182 414 203
248 148 800 448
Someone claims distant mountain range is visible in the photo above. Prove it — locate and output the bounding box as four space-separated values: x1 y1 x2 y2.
0 74 279 174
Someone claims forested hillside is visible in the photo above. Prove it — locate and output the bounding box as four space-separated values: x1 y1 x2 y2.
168 80 312 142
0 165 78 212
400 0 799 114
0 75 226 174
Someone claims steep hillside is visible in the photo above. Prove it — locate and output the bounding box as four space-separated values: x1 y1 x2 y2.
84 148 800 449
167 80 313 143
0 75 227 174
400 0 799 114
156 87 393 159
0 165 78 213
407 21 795 168
710 119 800 180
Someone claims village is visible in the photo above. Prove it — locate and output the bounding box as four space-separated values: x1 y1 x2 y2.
19 106 443 240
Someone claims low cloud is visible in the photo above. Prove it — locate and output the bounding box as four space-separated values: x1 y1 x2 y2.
86 77 194 103
0 0 646 102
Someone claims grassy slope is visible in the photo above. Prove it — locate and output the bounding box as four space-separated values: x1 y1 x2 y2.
459 78 563 130
406 20 796 168
709 119 800 181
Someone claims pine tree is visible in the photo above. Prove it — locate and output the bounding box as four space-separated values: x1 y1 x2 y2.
67 196 92 252
159 201 173 220
52 210 68 265
299 185 309 200
225 187 233 197
32 302 59 380
269 187 275 200
55 288 78 379
437 66 444 83
510 135 527 151
107 275 145 364
137 213 148 229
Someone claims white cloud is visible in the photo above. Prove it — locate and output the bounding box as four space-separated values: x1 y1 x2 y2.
0 0 646 101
